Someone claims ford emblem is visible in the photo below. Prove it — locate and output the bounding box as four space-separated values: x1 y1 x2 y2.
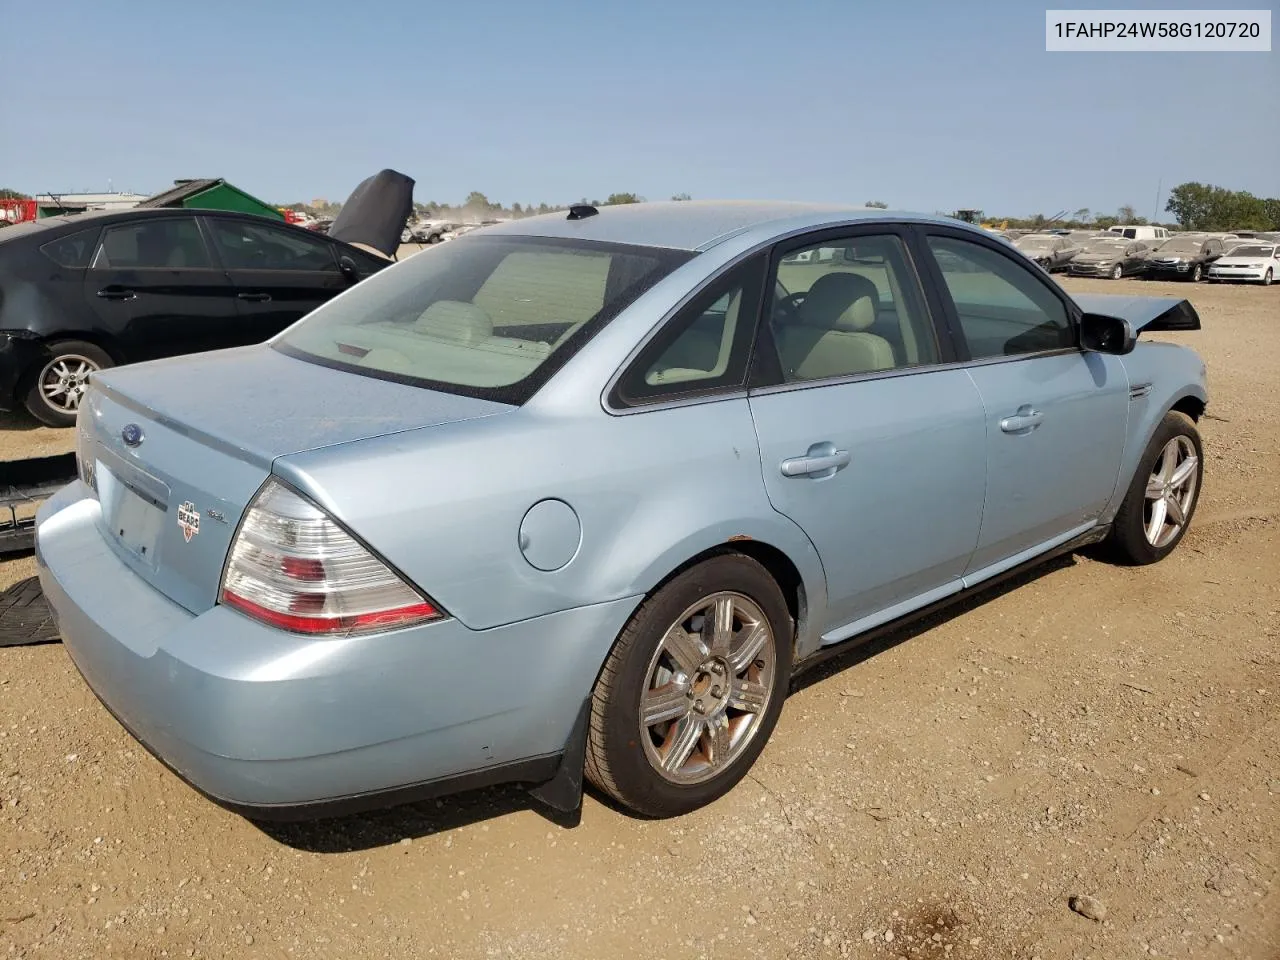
121 423 144 447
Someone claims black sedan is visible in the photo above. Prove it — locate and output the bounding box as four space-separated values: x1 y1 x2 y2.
0 209 391 426
1143 236 1226 283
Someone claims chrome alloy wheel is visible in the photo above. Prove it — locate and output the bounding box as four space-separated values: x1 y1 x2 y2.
1144 435 1199 548
638 592 776 785
38 354 99 414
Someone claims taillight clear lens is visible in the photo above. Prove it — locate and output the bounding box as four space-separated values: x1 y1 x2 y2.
76 421 97 494
219 479 441 636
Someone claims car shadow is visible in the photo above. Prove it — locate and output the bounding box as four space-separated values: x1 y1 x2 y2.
0 410 40 432
255 552 1081 853
254 782 581 853
789 552 1077 695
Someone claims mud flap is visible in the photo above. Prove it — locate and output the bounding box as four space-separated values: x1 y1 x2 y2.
527 698 590 817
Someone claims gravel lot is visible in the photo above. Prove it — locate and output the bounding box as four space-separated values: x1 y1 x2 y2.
1 276 1277 960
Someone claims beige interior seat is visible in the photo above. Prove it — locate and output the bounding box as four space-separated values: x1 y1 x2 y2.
776 272 896 380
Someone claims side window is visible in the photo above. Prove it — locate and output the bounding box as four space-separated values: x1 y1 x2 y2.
769 234 936 383
206 219 337 272
926 235 1074 359
613 257 765 405
40 227 100 268
90 219 212 269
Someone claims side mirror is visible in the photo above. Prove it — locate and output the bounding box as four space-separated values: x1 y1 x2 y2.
1080 312 1136 355
337 255 359 282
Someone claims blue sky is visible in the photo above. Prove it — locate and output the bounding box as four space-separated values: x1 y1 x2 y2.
2 0 1276 218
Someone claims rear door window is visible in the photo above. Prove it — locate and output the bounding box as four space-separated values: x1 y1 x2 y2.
90 219 212 269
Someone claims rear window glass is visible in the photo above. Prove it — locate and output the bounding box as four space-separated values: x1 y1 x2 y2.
40 227 101 268
276 235 692 404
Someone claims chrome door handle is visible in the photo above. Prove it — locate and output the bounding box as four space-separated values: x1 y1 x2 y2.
780 449 851 477
1000 407 1044 434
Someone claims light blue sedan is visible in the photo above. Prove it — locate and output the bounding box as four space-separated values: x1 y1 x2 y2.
36 202 1208 820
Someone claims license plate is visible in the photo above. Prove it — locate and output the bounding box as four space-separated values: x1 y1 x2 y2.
97 464 165 566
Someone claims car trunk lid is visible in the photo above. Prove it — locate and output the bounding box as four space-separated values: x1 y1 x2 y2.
79 345 510 614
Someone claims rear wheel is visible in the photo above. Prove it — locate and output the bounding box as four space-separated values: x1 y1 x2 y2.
1105 411 1203 565
584 554 793 817
23 340 114 427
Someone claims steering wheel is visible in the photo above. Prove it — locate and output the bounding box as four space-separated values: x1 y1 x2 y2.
772 291 806 325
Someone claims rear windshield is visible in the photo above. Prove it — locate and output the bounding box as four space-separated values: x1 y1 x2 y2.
276 235 693 404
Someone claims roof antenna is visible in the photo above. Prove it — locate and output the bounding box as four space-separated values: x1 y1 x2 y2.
566 203 599 221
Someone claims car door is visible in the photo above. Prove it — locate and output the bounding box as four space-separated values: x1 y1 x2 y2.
82 216 238 360
916 229 1129 577
203 216 351 344
745 228 987 640
1126 242 1147 274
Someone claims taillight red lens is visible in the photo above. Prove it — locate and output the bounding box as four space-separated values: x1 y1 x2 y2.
219 479 443 636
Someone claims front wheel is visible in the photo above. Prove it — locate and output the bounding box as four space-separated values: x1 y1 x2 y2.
1111 263 1123 280
23 340 114 427
1190 264 1203 282
1263 269 1273 286
584 554 793 817
1104 411 1203 565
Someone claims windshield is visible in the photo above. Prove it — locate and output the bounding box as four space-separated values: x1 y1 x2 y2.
1081 239 1127 253
276 235 693 404
1154 239 1202 255
1227 244 1275 258
1014 236 1055 249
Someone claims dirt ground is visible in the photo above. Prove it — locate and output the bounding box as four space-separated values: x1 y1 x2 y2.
1 276 1276 960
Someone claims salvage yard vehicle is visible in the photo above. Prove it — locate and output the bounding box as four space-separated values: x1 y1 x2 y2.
1144 235 1225 282
1068 237 1150 279
1206 242 1279 285
0 176 413 426
1012 233 1079 271
36 201 1208 822
1107 225 1170 244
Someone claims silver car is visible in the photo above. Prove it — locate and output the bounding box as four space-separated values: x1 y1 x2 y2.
37 202 1209 821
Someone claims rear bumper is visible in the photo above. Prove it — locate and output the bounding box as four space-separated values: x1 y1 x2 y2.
0 331 50 411
36 482 638 817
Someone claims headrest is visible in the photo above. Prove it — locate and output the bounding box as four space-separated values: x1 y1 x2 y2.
413 300 494 343
798 272 879 332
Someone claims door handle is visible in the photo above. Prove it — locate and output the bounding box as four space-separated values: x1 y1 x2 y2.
237 292 272 302
1000 406 1045 434
780 448 851 478
96 286 136 301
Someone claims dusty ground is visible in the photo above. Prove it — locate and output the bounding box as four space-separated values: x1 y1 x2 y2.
1 277 1277 960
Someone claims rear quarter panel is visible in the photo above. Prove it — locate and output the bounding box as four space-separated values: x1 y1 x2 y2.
275 399 828 639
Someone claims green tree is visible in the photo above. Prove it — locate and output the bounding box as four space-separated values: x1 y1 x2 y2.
537 202 550 214
865 200 888 209
1117 204 1138 224
511 202 523 216
0 188 30 200
1264 198 1280 230
1073 207 1091 223
670 192 692 201
606 192 642 205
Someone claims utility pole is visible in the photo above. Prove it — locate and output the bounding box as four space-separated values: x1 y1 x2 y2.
1153 177 1162 224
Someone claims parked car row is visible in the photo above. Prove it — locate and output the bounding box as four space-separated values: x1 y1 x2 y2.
1008 229 1277 285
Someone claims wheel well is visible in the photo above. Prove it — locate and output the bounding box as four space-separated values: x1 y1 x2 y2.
650 540 808 644
1170 395 1205 421
42 332 125 364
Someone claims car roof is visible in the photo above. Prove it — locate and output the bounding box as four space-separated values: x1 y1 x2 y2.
475 200 967 252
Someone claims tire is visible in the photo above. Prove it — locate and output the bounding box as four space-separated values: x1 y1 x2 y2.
22 340 114 428
1110 263 1123 280
1190 264 1203 282
1105 411 1203 565
584 553 793 817
1264 269 1273 286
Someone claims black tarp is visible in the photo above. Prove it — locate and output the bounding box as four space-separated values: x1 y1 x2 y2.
328 169 415 258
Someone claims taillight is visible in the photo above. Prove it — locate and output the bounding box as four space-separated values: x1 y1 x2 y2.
219 479 442 636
